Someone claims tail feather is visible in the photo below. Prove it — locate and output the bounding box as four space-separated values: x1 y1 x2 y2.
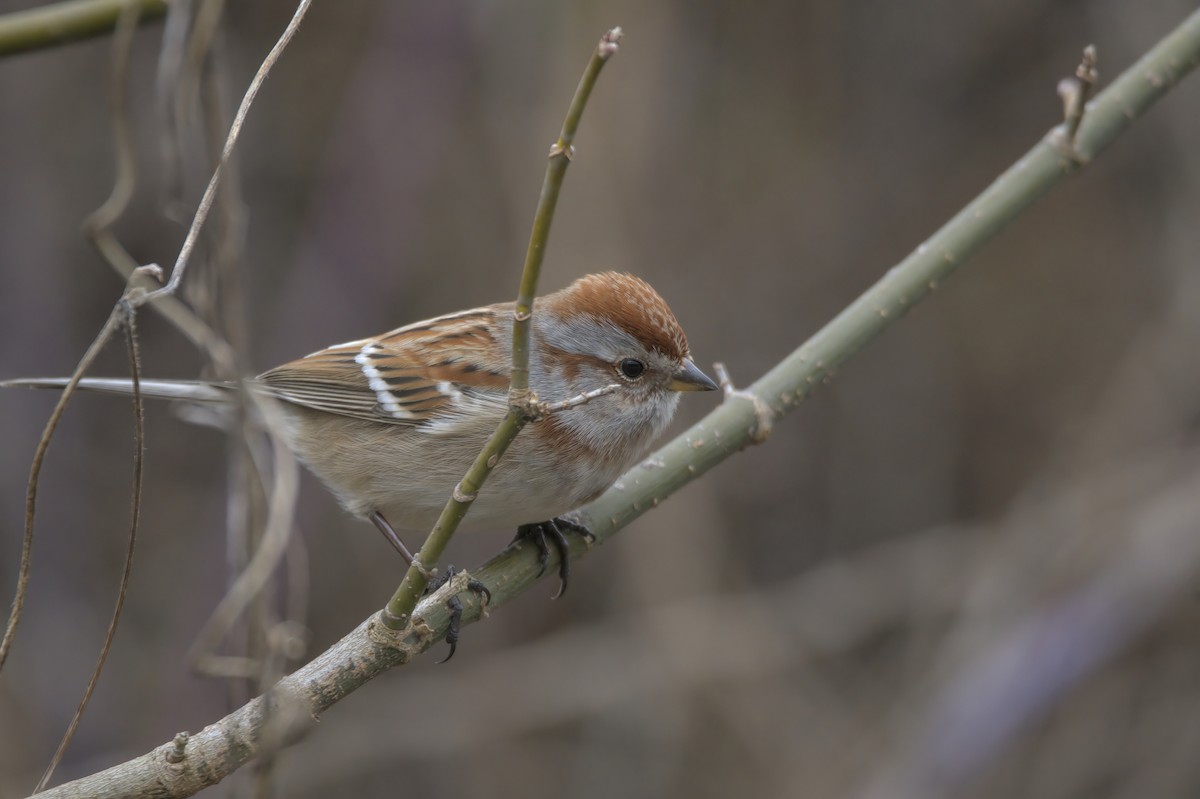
1 377 230 403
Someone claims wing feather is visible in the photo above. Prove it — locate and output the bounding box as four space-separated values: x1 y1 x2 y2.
255 306 511 425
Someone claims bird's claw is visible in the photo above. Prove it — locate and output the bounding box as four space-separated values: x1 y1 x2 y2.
425 565 491 663
513 517 593 598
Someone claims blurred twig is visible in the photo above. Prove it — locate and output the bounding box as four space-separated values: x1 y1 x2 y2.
856 452 1200 799
81 0 217 350
82 0 142 279
0 0 166 59
35 304 147 793
0 262 160 675
146 3 305 727
28 9 1200 797
130 0 311 683
382 26 624 629
187 414 299 676
139 0 311 305
30 9 148 792
155 0 195 218
78 0 292 707
1 0 310 759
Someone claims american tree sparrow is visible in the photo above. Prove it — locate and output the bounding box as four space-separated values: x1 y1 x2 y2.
7 272 716 594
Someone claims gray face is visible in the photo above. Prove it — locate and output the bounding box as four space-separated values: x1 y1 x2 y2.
530 313 684 460
535 313 681 394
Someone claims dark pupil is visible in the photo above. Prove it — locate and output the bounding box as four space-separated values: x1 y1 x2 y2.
620 359 646 379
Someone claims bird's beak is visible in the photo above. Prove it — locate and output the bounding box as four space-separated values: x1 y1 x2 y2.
668 359 719 392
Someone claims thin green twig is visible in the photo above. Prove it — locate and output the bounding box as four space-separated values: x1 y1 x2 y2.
382 27 624 628
510 27 623 395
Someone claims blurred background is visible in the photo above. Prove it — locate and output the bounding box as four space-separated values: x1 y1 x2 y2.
3 0 1200 796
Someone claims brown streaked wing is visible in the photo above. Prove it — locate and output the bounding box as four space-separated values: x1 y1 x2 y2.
256 344 422 424
255 308 511 425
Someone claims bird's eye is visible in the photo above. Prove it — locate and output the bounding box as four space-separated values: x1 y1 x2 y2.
618 359 646 380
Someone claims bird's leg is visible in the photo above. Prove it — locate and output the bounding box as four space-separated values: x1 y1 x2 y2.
424 565 492 663
513 517 594 598
369 510 415 565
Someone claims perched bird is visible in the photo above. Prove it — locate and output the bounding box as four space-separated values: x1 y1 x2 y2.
6 272 716 598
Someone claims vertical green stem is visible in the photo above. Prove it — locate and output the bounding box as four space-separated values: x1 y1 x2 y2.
383 28 624 628
510 27 621 393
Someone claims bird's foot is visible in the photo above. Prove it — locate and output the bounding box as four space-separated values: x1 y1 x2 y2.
424 565 491 663
513 517 594 598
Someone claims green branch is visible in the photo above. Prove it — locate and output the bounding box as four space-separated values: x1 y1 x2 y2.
0 0 166 59
382 27 624 628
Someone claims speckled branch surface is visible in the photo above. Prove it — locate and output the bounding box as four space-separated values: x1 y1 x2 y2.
32 8 1200 799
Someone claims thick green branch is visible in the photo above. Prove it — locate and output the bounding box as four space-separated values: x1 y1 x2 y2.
0 0 166 59
382 27 624 628
30 9 1200 799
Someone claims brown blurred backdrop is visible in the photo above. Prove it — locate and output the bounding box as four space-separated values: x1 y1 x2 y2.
3 1 1200 797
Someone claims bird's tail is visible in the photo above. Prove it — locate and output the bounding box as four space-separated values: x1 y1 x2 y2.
1 377 230 403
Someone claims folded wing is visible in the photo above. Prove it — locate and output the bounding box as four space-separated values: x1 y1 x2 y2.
256 307 512 426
